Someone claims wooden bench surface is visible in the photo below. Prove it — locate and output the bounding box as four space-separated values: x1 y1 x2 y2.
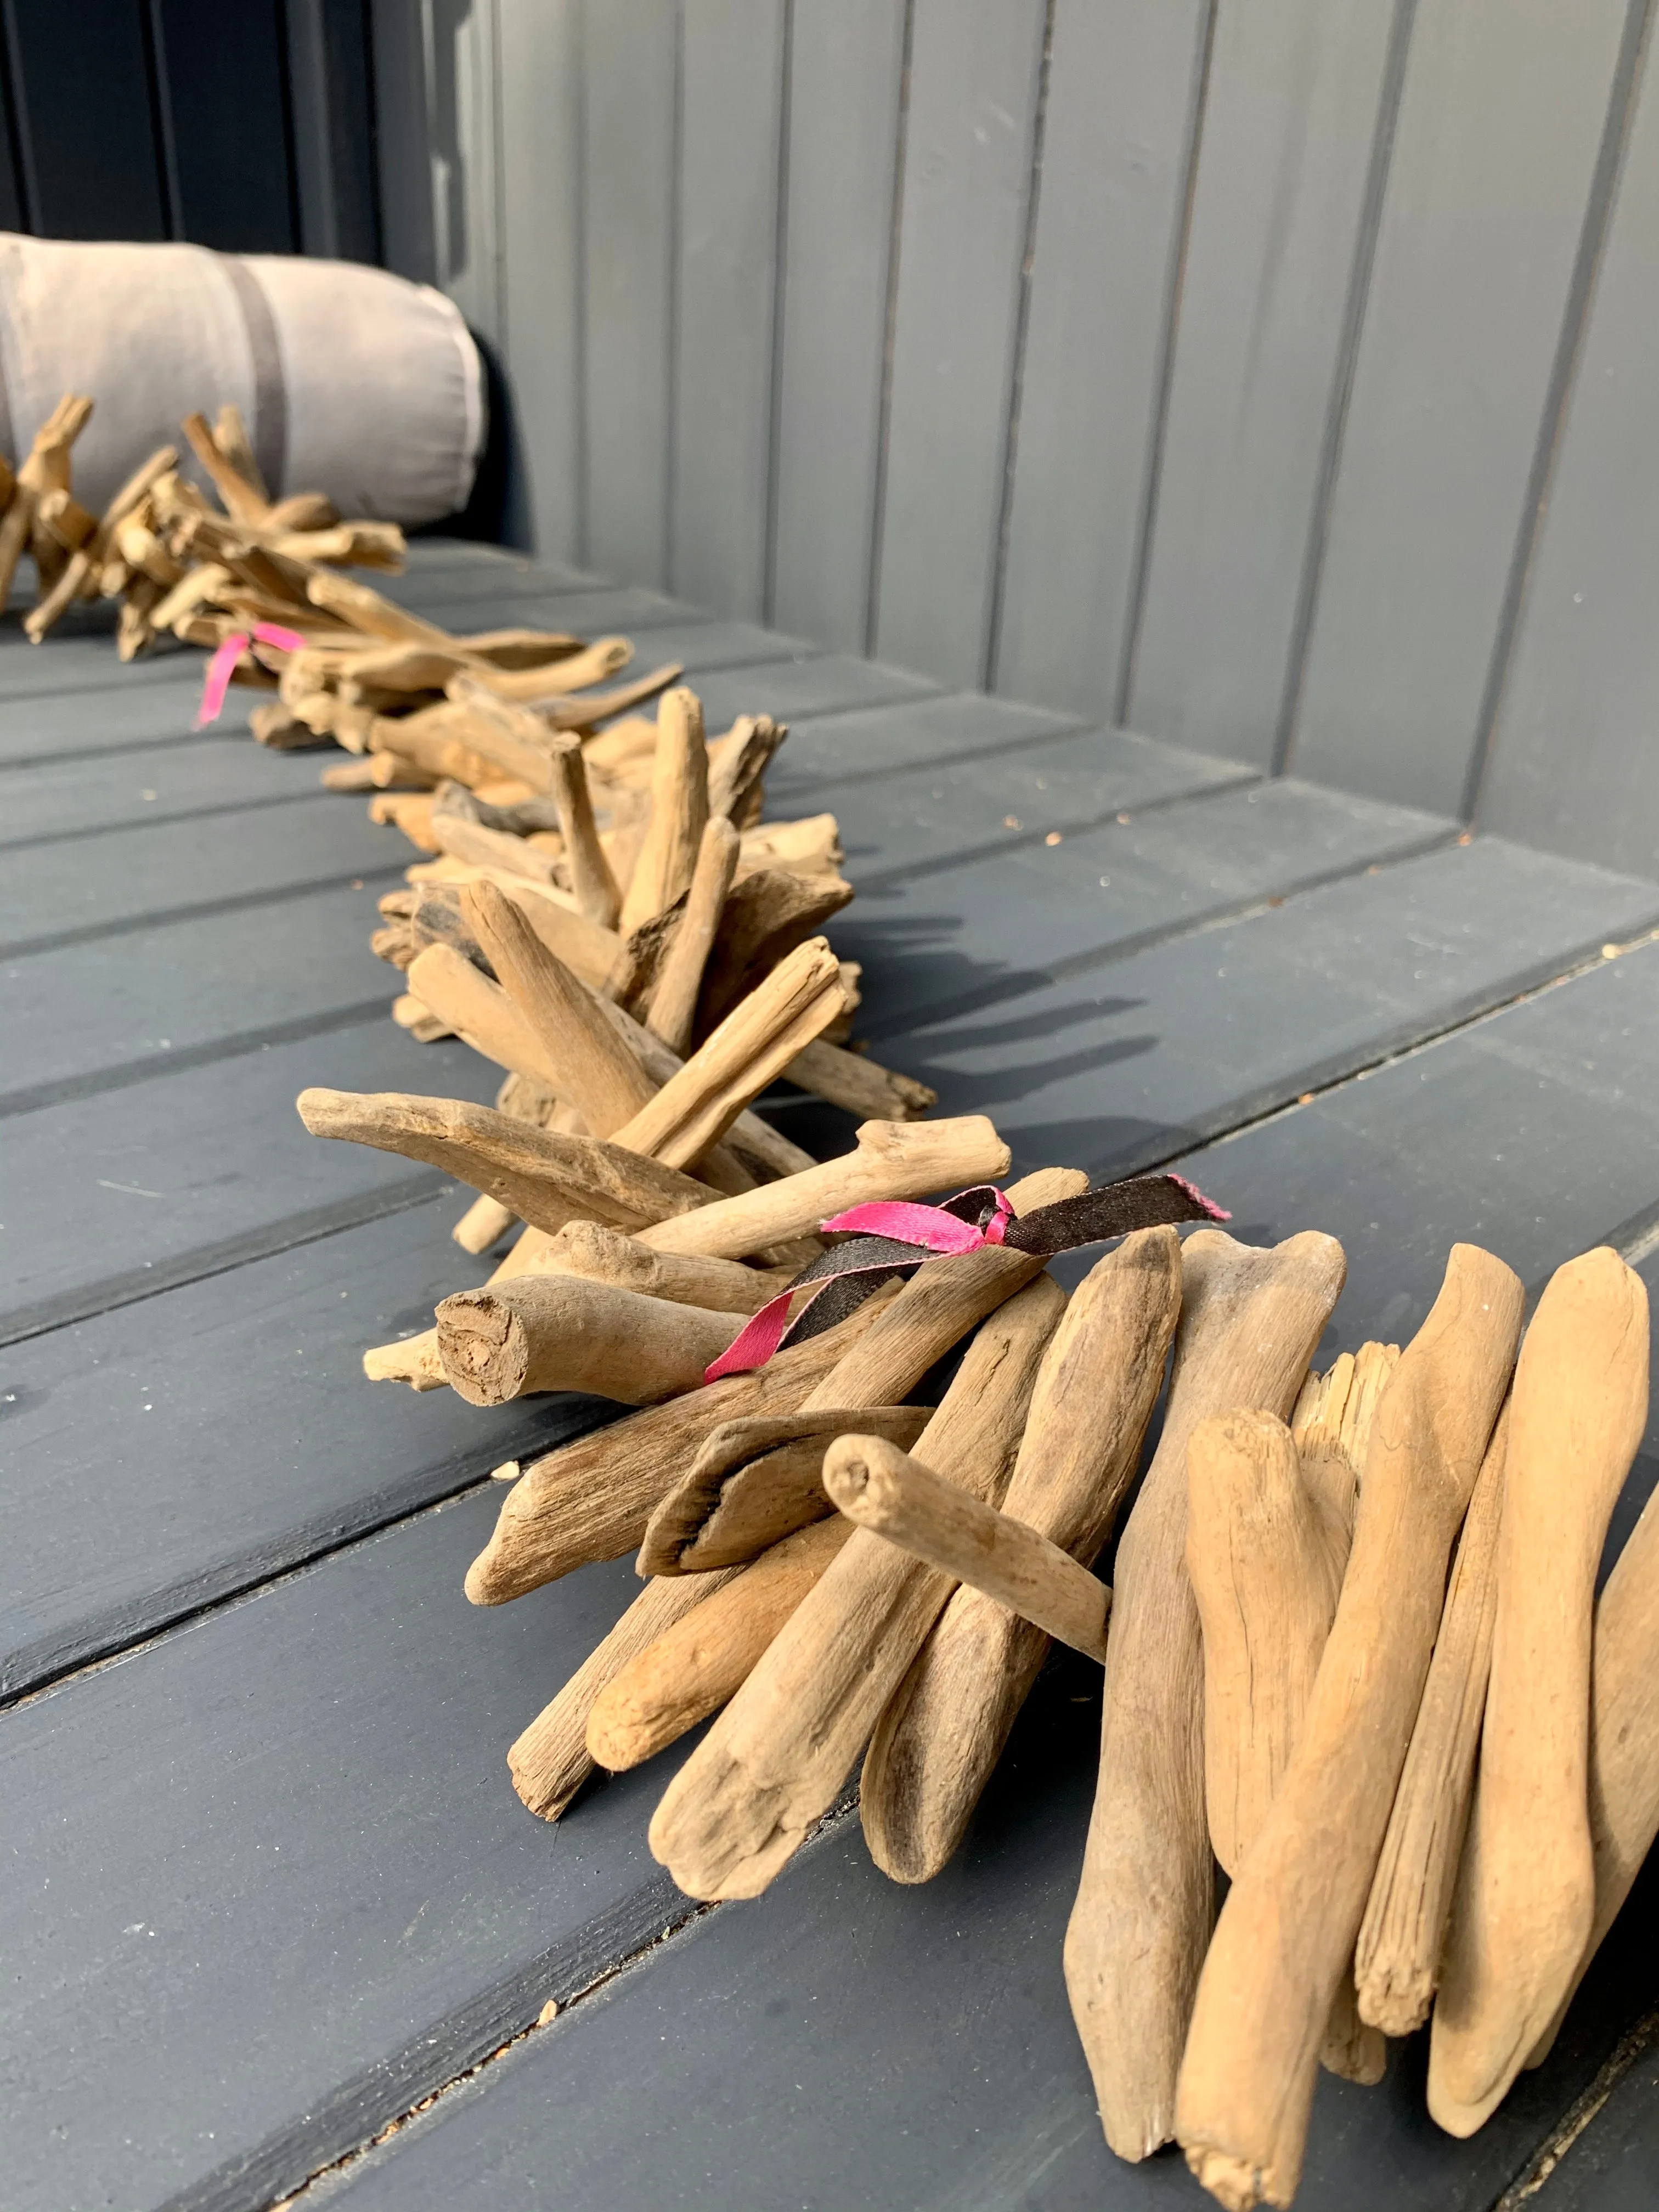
1 540 1651 2211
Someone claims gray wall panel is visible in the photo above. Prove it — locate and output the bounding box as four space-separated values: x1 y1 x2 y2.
670 0 788 617
769 0 907 653
1288 0 1629 817
1127 0 1401 768
871 0 1047 690
992 0 1209 720
1478 25 1659 877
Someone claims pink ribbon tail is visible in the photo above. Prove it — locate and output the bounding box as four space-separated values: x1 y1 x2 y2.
703 1289 803 1384
819 1198 1006 1252
194 632 250 729
252 621 307 654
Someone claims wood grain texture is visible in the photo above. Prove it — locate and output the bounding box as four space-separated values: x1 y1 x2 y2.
872 0 1047 687
769 0 908 652
670 0 787 618
1130 0 1399 766
1289 0 1628 816
994 0 1209 718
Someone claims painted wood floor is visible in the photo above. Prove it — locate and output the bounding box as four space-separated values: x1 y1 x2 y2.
2 540 1654 2212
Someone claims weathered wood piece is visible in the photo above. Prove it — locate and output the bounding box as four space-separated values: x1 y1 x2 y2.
823 1434 1110 1661
435 1275 742 1406
693 864 855 1035
547 732 623 928
648 1274 1066 1900
1174 1244 1524 2208
465 1295 899 1603
535 1221 788 1313
453 1193 519 1254
1064 1231 1348 2164
860 1227 1181 1883
783 1037 937 1121
609 937 845 1169
642 1405 938 1576
587 1518 854 1774
1429 1249 1648 2137
295 1088 709 1236
508 1566 745 1821
1289 1340 1401 1567
707 712 785 825
620 688 710 930
637 1114 1009 1263
1356 1404 1509 2036
647 817 740 1054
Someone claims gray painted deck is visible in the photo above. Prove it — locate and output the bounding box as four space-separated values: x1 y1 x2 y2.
4 539 1656 2212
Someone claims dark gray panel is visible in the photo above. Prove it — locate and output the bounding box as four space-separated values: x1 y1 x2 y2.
0 1199 607 1699
670 0 787 619
1 733 331 844
0 1493 704 2212
285 0 382 263
608 618 816 677
0 637 202 702
838 775 1453 1031
769 0 907 654
1130 0 1398 766
1289 0 1627 817
685 651 940 733
157 0 300 252
1477 38 1659 877
768 689 1083 795
1521 2016 1659 2209
872 0 1047 688
0 1020 504 1344
4 0 168 239
406 582 709 634
0 682 251 767
0 797 403 955
994 0 1207 719
1 883 395 1108
582 0 679 587
908 836 1659 1185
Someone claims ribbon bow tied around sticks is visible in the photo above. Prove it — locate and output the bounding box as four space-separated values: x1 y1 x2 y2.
194 621 307 729
704 1170 1230 1383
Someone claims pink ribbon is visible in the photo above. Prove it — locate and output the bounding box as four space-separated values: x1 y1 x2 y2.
703 1189 1014 1384
194 622 308 729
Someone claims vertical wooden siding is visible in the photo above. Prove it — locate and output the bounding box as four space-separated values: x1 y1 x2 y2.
371 0 1659 878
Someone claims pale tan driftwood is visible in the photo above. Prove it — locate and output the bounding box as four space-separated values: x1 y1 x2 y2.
182 408 267 521
462 882 656 1138
620 689 710 931
695 866 854 1031
706 713 785 825
640 1404 937 1575
430 809 559 885
586 1518 854 1773
1289 1339 1401 1570
1186 1404 1386 2089
537 1220 788 1313
649 1274 1066 1900
647 816 741 1054
435 1275 741 1406
610 938 845 1170
545 661 681 730
307 567 452 644
1187 1409 1346 1884
363 1332 447 1390
465 1293 899 1602
597 995 821 1183
861 1227 1181 1883
295 1087 710 1235
1355 1404 1510 2036
1173 1243 1523 2208
823 1434 1110 1660
509 1566 745 1820
546 733 623 928
25 442 176 640
783 1037 937 1121
1532 1468 1659 2053
1429 1248 1647 2137
454 1193 519 1254
1064 1230 1348 2165
637 1114 1009 1263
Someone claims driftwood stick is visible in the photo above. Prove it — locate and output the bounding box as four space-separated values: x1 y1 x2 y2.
783 1038 938 1122
1064 1231 1348 2164
637 1114 1010 1263
546 732 623 928
509 1566 745 1820
536 1220 789 1313
454 1193 518 1254
294 1088 710 1235
619 689 709 931
1355 1404 1510 2036
586 1517 854 1773
597 995 817 1182
695 866 855 1034
435 1274 742 1406
610 937 845 1170
1428 1248 1647 2137
464 1293 899 1604
1290 1339 1400 1570
1173 1244 1523 2208
707 713 785 825
1532 1462 1659 2052
647 816 740 1055
860 1227 1181 1883
648 1275 1066 1900
462 881 655 1138
823 1434 1110 1661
